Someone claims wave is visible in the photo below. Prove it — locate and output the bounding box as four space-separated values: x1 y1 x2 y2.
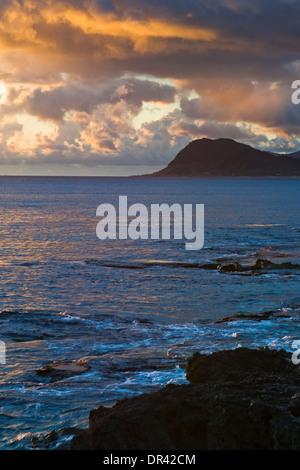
243 224 286 227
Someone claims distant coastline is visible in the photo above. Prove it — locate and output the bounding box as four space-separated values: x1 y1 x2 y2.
1 137 300 179
144 138 300 177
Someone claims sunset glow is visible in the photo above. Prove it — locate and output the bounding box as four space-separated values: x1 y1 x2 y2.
0 0 299 175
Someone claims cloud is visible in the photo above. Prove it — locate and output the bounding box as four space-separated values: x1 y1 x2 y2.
179 79 298 135
25 77 176 121
170 119 260 141
0 0 300 173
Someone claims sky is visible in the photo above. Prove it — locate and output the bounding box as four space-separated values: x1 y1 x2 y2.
0 0 300 176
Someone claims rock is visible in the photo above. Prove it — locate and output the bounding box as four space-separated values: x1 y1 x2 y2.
218 261 246 272
198 263 220 270
185 347 294 383
216 310 291 323
36 359 90 383
31 427 84 450
252 259 300 271
85 257 300 274
71 347 300 450
218 259 300 274
85 258 220 270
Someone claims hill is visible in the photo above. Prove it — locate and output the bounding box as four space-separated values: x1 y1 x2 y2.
287 150 300 159
150 138 300 176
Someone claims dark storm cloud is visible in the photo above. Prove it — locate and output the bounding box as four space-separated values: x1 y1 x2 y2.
2 0 299 86
26 78 176 121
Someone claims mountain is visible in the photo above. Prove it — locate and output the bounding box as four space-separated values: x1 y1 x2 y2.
287 150 300 159
150 138 300 176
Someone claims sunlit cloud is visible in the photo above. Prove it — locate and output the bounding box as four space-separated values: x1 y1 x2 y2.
0 0 299 174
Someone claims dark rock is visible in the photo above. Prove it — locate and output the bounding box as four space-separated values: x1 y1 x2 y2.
218 261 246 272
31 427 83 450
216 310 291 323
185 347 294 383
252 258 300 271
85 258 220 270
85 257 300 274
71 347 300 450
198 262 220 270
216 258 300 274
289 394 300 417
36 359 90 383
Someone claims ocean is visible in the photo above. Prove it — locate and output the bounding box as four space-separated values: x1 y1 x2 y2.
0 175 299 449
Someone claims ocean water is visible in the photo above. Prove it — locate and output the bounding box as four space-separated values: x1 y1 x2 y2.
0 176 299 449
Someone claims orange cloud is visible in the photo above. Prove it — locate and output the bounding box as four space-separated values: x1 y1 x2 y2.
0 0 218 58
43 2 218 44
180 79 293 132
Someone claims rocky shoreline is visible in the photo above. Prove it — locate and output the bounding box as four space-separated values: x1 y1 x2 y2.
33 346 300 450
85 257 300 274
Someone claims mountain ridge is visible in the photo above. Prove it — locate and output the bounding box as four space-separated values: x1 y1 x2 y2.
148 138 300 176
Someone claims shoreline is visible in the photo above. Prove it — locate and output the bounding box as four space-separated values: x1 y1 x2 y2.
31 346 300 451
